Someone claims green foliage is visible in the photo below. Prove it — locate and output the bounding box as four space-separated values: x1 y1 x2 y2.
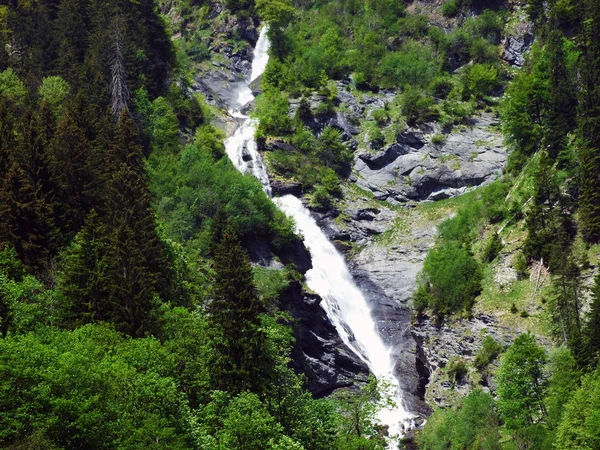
255 89 292 136
39 76 70 114
0 325 189 449
149 96 180 154
401 88 438 125
482 232 503 262
442 0 460 18
380 41 442 88
474 335 504 369
207 224 271 395
554 368 600 450
418 390 501 450
0 68 27 103
334 377 392 448
414 241 482 315
462 63 499 100
513 251 530 280
496 333 548 431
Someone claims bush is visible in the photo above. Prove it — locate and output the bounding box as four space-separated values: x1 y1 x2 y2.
463 63 499 100
442 0 459 17
379 41 441 88
474 336 504 369
446 358 468 384
419 390 501 450
482 232 503 262
429 76 454 99
371 108 388 126
255 89 292 136
513 251 529 279
414 242 483 315
401 88 439 125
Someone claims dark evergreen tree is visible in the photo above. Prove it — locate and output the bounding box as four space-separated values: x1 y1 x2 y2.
524 151 572 270
99 116 167 336
207 223 271 395
577 0 600 243
585 273 600 366
542 29 576 162
0 164 52 271
48 111 95 235
59 209 108 327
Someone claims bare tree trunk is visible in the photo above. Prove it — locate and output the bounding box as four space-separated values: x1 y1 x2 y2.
110 16 129 117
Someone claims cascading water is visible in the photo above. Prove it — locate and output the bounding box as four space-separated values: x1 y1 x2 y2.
224 26 272 194
223 25 415 444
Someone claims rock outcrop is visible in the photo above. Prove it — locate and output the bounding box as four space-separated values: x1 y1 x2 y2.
354 115 507 203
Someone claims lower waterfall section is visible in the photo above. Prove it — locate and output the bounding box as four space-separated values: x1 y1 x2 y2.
221 24 415 444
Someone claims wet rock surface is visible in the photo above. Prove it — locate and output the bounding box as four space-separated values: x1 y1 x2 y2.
283 288 370 397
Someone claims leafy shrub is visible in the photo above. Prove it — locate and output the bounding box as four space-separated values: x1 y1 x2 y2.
446 358 468 384
513 251 529 279
419 390 501 450
371 108 389 126
429 76 454 99
379 41 441 88
414 241 483 315
482 232 503 262
474 335 504 369
401 88 439 125
442 0 459 17
315 126 353 176
463 63 500 100
255 89 292 136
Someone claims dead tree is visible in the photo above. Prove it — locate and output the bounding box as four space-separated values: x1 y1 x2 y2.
110 16 129 117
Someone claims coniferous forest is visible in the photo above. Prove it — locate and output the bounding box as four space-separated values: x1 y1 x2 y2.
1 0 600 449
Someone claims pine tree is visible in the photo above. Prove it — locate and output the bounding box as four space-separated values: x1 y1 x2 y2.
48 111 95 235
584 273 600 366
99 116 167 336
59 209 108 326
207 224 271 395
542 29 576 162
577 0 600 243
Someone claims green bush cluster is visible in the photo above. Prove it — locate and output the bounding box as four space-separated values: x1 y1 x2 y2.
414 182 509 316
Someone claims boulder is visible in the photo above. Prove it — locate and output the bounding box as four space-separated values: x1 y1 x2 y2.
503 34 534 67
271 180 303 197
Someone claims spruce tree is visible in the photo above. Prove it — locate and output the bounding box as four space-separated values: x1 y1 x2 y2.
59 209 108 327
0 164 52 271
577 0 600 243
48 111 94 235
543 29 576 162
585 273 600 366
207 223 271 395
99 116 167 336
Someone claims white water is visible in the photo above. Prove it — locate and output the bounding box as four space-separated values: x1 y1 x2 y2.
222 25 414 445
274 196 415 441
224 26 272 195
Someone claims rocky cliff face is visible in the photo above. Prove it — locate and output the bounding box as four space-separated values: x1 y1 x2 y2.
192 0 534 421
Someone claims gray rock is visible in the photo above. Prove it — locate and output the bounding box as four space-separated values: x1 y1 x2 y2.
503 34 534 67
241 144 252 162
358 144 409 170
354 113 507 201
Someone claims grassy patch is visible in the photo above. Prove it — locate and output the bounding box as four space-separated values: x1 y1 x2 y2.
474 264 548 336
253 266 288 303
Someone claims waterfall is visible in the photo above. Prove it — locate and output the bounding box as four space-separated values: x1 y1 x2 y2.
223 25 415 444
224 26 272 195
